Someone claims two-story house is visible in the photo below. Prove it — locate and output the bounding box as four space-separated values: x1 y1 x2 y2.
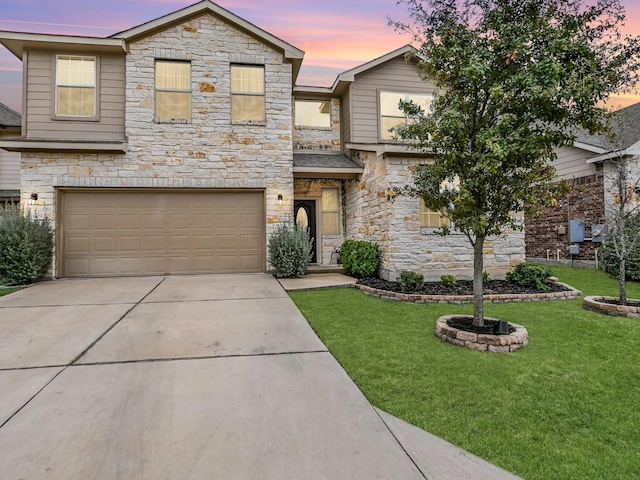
0 102 21 204
0 0 524 280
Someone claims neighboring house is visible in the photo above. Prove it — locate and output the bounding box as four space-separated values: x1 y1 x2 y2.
0 0 524 280
526 102 640 264
0 102 21 204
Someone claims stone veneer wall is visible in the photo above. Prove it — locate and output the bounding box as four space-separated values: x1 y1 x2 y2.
21 13 295 276
294 178 345 264
525 170 605 262
345 151 525 281
293 98 341 151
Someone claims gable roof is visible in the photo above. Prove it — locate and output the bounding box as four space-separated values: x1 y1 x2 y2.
574 102 640 152
294 45 419 96
0 103 21 128
0 1 304 80
111 0 304 79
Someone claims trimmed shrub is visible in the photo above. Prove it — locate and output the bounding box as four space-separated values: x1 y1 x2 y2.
0 206 54 285
397 271 424 291
268 221 313 278
340 240 381 278
440 274 457 286
506 262 551 291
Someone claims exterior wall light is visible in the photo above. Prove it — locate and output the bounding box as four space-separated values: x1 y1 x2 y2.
28 193 38 206
277 194 283 206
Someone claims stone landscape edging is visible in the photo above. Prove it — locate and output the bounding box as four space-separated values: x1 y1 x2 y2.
353 281 581 304
435 315 529 353
583 296 640 318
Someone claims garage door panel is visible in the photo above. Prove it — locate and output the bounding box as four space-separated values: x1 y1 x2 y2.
61 190 265 277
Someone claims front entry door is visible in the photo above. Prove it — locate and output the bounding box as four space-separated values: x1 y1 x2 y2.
294 200 317 263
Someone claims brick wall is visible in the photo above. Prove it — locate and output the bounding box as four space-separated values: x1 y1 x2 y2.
525 170 605 261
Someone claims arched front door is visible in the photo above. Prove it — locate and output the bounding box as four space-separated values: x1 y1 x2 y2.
294 199 317 263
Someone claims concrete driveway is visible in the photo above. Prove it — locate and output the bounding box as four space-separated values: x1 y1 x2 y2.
0 274 519 479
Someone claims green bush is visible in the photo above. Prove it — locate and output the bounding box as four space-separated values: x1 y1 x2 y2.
506 262 551 291
340 240 381 278
482 270 491 283
600 235 640 280
0 206 54 285
440 274 457 286
397 271 424 291
268 221 313 278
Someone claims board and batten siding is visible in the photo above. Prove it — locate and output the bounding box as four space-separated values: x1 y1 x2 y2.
552 146 595 180
24 51 125 141
348 57 436 145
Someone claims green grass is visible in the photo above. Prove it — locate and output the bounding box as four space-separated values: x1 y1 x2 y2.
289 266 640 480
0 287 20 297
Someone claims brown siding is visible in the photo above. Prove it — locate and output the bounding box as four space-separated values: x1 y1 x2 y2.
24 50 125 141
349 57 436 144
0 128 20 190
525 170 605 261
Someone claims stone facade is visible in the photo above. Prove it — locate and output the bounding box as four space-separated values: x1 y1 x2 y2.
345 151 525 281
21 13 295 275
525 168 605 262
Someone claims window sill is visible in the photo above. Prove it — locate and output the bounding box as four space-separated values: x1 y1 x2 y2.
420 227 459 235
232 120 266 126
155 118 191 124
52 115 100 122
295 126 332 131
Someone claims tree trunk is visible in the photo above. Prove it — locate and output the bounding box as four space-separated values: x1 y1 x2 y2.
472 237 485 327
619 257 627 305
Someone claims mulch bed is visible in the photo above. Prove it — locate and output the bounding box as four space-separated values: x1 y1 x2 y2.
596 298 640 307
357 278 570 296
446 316 516 335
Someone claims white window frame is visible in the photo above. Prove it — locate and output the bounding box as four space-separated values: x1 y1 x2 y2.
379 91 432 142
54 55 98 120
420 199 449 229
155 60 192 122
231 64 265 122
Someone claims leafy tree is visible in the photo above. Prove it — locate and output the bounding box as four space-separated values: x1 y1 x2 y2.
389 0 640 326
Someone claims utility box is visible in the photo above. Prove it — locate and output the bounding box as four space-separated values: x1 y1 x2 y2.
568 244 580 255
591 224 606 243
569 219 585 243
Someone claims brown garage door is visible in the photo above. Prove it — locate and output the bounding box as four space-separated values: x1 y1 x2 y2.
59 190 265 277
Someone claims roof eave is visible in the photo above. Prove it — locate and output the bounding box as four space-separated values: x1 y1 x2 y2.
0 31 126 59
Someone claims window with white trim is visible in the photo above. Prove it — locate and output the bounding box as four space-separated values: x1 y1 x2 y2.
231 65 265 121
56 55 96 117
380 91 432 141
295 100 331 128
420 199 449 228
322 188 340 235
155 60 192 120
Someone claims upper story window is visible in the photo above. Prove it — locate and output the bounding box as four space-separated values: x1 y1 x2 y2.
56 55 96 118
155 60 192 121
380 91 432 141
295 100 331 128
231 65 265 122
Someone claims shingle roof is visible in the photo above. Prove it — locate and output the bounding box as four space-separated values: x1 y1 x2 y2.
293 153 362 169
0 103 21 128
575 102 640 151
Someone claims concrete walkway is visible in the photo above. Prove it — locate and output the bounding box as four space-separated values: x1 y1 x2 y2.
0 274 520 479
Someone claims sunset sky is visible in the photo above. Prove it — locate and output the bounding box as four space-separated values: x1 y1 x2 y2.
1 0 640 113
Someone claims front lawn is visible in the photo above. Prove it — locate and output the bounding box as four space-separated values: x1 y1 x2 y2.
0 287 20 297
289 266 640 480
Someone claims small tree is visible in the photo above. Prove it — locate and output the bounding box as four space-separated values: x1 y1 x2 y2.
603 156 640 304
390 0 640 326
